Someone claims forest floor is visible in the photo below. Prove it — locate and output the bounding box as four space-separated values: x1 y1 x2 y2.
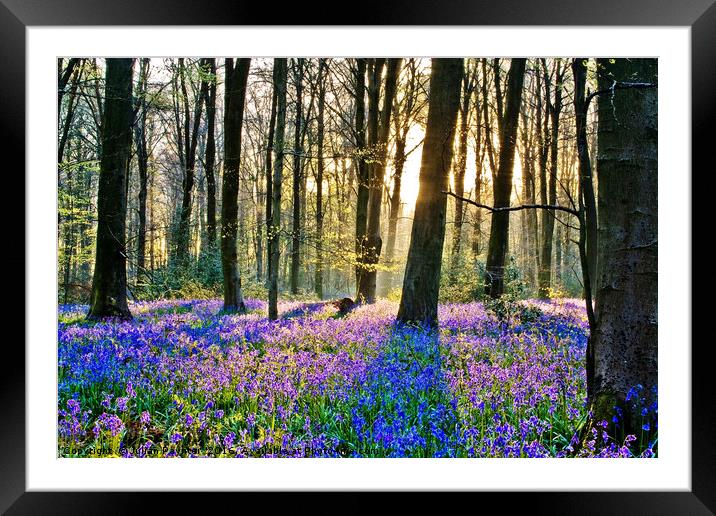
57 297 656 458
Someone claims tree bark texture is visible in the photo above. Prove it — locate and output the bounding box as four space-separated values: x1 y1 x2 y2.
397 58 463 326
88 58 135 320
484 58 526 298
220 58 251 313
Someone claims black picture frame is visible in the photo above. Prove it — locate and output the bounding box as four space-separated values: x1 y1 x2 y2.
3 0 712 513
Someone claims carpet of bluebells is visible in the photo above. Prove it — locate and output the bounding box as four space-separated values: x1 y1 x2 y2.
57 298 657 458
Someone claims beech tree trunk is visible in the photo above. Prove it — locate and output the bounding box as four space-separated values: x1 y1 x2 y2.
88 58 134 320
483 58 526 298
268 58 288 320
591 58 658 436
397 58 463 326
220 58 251 313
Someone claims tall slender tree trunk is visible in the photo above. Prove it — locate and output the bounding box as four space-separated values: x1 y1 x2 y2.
265 85 278 286
204 58 218 248
134 59 150 277
58 63 81 168
357 58 401 303
484 58 526 298
268 58 288 320
572 58 598 293
449 70 473 282
590 58 658 436
176 58 206 269
572 58 601 405
385 136 405 267
481 59 498 185
290 59 304 294
88 58 135 320
58 58 80 120
520 104 537 287
538 62 563 299
397 58 463 326
354 59 369 293
314 59 327 299
471 90 484 259
220 58 251 313
382 60 418 296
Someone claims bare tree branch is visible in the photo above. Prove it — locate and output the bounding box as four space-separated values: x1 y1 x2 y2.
443 190 579 217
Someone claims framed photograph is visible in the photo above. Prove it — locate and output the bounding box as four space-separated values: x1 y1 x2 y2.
4 0 713 513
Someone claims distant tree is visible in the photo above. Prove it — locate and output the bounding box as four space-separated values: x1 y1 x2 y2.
357 58 401 303
397 58 463 326
590 58 658 435
353 59 368 290
538 60 565 299
268 58 288 320
384 59 423 266
87 58 135 320
134 58 151 277
484 58 526 298
448 61 477 282
202 58 218 248
290 58 305 294
174 58 206 269
314 59 327 299
220 58 251 313
264 78 278 287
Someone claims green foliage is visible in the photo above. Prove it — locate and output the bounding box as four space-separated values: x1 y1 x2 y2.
483 295 543 323
242 281 268 300
438 257 529 304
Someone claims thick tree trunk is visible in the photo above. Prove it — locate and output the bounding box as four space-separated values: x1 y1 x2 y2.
590 58 658 437
87 58 134 320
397 58 463 326
484 58 526 298
357 58 401 303
356 58 385 302
220 58 251 313
290 59 304 294
268 58 288 320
